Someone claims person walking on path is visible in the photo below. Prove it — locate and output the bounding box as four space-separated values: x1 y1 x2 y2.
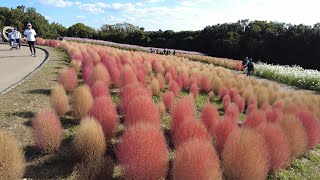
245 58 254 76
13 28 21 49
8 30 16 50
24 23 37 57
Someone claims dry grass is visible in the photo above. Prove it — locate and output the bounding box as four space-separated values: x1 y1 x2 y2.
0 131 25 179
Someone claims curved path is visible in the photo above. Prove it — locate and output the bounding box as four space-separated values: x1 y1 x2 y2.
0 43 49 94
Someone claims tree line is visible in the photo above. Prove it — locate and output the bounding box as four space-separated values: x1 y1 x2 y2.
1 6 320 70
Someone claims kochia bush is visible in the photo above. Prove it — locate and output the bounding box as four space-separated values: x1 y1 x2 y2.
50 84 69 116
116 123 169 180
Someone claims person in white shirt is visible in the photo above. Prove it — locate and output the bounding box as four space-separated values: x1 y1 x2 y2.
24 23 37 57
13 28 21 49
8 30 15 48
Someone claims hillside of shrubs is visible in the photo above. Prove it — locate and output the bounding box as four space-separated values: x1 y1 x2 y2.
1 39 320 179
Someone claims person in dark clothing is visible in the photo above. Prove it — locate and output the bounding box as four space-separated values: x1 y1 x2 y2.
173 50 176 55
242 57 249 73
245 59 254 76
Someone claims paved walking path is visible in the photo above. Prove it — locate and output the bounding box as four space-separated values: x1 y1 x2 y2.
0 43 48 94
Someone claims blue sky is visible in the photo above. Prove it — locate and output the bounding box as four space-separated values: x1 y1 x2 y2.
2 0 320 31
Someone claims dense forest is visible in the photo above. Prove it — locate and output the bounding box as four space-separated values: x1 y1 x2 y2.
1 6 320 69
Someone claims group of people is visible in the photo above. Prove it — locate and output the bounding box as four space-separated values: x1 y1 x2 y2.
150 48 176 55
5 23 37 57
242 57 255 76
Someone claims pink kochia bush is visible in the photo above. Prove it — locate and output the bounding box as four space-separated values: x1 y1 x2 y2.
201 102 219 136
171 95 195 133
116 123 169 180
214 117 238 153
257 123 291 171
57 67 78 92
120 65 138 87
32 110 62 154
222 128 270 180
173 118 211 148
124 96 161 127
189 83 199 98
169 80 181 96
162 91 175 112
119 84 150 113
224 104 240 124
200 76 211 92
296 111 320 149
173 139 223 180
89 96 119 140
243 109 267 128
90 80 110 99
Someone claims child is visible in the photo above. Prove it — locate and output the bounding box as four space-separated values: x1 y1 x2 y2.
13 28 21 49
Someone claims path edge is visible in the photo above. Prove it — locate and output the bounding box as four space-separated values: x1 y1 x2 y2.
0 45 51 95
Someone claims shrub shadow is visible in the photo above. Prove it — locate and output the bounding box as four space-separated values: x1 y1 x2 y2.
25 89 51 96
9 111 35 119
24 139 77 179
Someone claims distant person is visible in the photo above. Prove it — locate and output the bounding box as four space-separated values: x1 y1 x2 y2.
242 57 249 73
24 23 37 57
13 28 21 49
8 30 15 49
156 49 159 54
173 50 176 55
245 58 254 76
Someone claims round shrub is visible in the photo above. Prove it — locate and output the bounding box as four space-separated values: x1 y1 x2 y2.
214 117 238 153
57 67 78 92
151 79 160 96
124 96 161 127
0 131 25 179
89 96 119 140
73 117 106 160
50 84 69 116
173 139 223 180
71 85 94 119
257 123 291 171
116 123 169 180
224 104 240 124
90 80 110 99
173 118 211 148
200 76 211 92
70 59 82 73
222 128 270 180
169 80 181 96
243 109 267 128
296 111 320 149
201 102 219 136
90 63 111 86
189 83 199 98
162 91 174 112
32 110 62 153
278 114 307 158
120 65 138 87
171 95 195 133
209 91 215 101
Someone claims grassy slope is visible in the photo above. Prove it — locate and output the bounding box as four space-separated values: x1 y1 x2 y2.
0 47 319 179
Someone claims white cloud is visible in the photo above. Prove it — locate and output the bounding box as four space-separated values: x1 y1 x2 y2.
142 0 164 3
76 15 86 19
39 0 73 8
44 15 51 20
78 2 109 14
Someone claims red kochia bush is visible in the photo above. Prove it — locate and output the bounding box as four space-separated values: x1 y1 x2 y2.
214 117 238 153
224 104 240 124
89 96 119 140
266 108 283 123
169 80 181 96
162 91 174 111
173 118 211 148
222 95 231 110
235 96 245 113
90 80 109 99
257 123 291 171
171 95 195 133
222 128 270 180
157 73 166 91
173 139 223 180
124 96 161 127
219 87 229 99
229 88 238 102
82 62 94 84
296 111 320 149
32 110 62 153
57 67 78 92
200 76 211 92
243 109 267 128
120 85 150 114
201 102 219 136
116 123 169 180
189 83 199 98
